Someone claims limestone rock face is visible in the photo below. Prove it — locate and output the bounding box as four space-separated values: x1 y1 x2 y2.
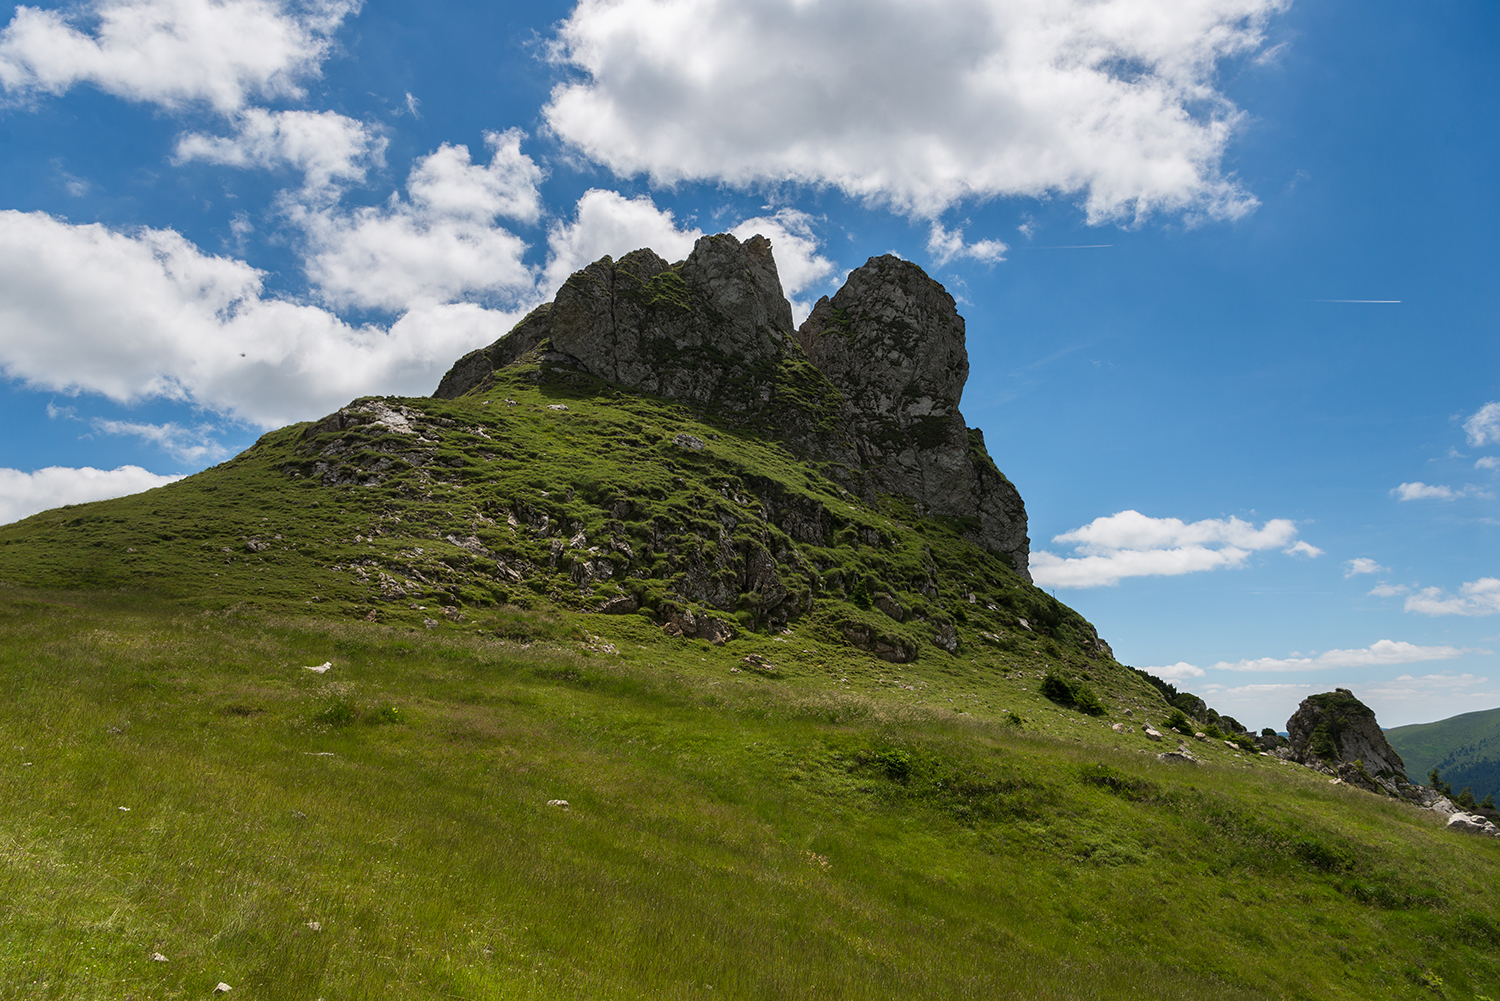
432 233 1030 575
797 255 1029 575
1286 689 1408 794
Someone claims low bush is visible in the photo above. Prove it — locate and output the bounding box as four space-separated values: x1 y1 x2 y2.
1040 672 1107 717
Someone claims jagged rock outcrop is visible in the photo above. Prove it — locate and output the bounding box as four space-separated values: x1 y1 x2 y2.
1286 689 1408 795
434 233 1031 577
797 256 1028 574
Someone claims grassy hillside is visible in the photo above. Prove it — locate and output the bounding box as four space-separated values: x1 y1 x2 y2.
3 364 1500 998
4 588 1500 1000
1388 708 1500 803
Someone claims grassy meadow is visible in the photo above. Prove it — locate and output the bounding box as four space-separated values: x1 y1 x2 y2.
2 366 1499 998
3 587 1500 1000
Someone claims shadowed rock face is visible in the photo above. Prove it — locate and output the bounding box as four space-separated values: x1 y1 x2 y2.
1287 688 1408 794
797 255 1028 575
434 232 1031 577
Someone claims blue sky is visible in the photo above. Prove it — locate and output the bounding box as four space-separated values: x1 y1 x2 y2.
0 0 1495 729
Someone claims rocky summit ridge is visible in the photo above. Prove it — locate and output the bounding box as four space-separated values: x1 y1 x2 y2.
435 233 1030 578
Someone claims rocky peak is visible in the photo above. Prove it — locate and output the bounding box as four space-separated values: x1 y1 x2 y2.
797 256 1027 574
432 233 1031 577
1286 688 1408 794
797 255 968 428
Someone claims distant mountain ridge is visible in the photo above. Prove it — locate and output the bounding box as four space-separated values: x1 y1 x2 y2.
1387 706 1500 802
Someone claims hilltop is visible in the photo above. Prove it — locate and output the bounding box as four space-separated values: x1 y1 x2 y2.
2 235 1498 1000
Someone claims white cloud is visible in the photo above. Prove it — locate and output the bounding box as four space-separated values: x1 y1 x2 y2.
1465 401 1500 448
544 191 835 322
1283 540 1323 558
1212 682 1311 695
1344 557 1388 577
927 222 1007 266
1391 481 1489 501
0 0 359 114
1405 578 1500 618
1367 583 1410 598
1210 639 1473 673
295 130 543 311
545 0 1284 221
92 418 228 463
1477 456 1499 471
1392 481 1454 501
0 209 525 428
1029 509 1309 587
174 108 386 201
1144 661 1206 680
0 464 183 525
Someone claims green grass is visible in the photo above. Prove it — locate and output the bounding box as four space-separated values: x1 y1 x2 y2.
3 588 1500 1000
3 367 1500 998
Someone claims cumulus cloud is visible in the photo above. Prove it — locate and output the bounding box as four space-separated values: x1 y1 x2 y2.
1144 662 1206 681
1477 456 1499 471
1404 578 1500 618
92 418 228 463
1344 557 1388 577
1465 401 1500 448
1283 540 1324 558
545 0 1284 221
0 209 525 427
1210 639 1472 673
295 130 542 311
927 222 1007 266
0 0 359 113
0 464 183 525
174 108 386 201
543 191 835 321
1029 509 1310 588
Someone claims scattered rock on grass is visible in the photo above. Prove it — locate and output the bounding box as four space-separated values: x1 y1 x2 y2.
1447 813 1500 837
1111 723 1126 734
304 662 332 674
740 654 779 676
1142 726 1163 741
306 921 321 932
547 799 570 810
214 984 232 994
1157 750 1197 764
151 952 168 962
672 432 705 451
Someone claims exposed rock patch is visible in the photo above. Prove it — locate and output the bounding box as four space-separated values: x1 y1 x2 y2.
1286 688 1408 794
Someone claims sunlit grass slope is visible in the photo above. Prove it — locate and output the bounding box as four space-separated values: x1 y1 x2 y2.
2 591 1499 1000
2 365 1499 999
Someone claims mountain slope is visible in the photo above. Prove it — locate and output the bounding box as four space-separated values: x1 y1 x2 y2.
2 234 1499 999
1388 707 1500 802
